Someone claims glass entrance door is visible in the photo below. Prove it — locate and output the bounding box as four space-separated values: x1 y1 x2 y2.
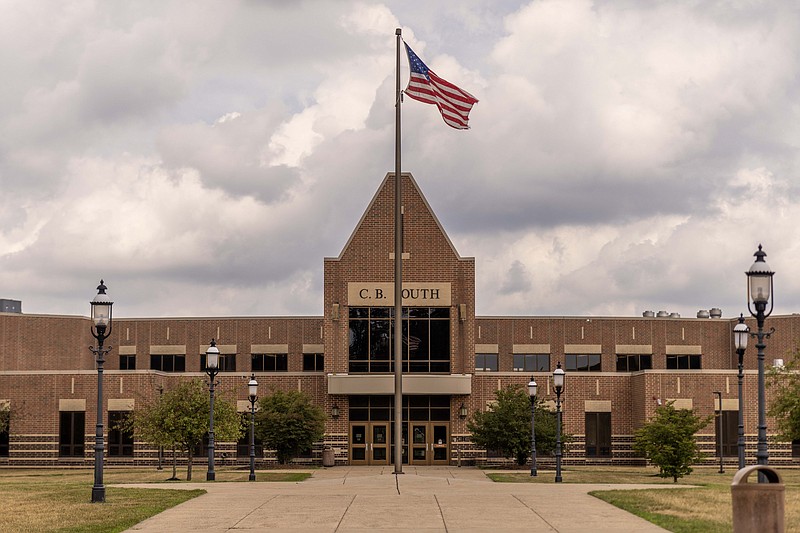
371 423 389 464
431 424 449 465
411 424 427 464
409 423 449 465
349 423 391 465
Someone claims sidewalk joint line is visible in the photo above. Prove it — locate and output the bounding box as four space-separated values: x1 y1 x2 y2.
434 493 449 533
333 494 357 532
513 493 559 532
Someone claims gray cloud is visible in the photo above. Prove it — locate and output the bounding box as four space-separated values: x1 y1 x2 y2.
2 0 800 322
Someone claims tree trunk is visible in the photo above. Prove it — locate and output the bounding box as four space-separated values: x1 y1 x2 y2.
187 448 193 481
171 447 177 480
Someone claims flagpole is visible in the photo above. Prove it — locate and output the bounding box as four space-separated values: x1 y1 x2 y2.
393 27 403 475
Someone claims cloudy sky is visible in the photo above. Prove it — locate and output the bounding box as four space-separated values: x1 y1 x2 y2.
1 0 798 320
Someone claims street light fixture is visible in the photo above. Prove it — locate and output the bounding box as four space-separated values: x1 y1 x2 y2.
746 245 775 480
247 374 258 482
89 280 113 503
205 339 220 481
527 376 538 477
733 314 749 469
713 391 724 474
553 362 565 483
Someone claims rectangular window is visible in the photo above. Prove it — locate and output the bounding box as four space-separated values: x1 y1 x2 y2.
512 354 550 372
348 307 451 373
615 354 652 372
150 354 186 372
120 354 136 370
303 353 324 372
59 411 85 457
0 416 8 457
475 353 498 372
201 353 236 372
715 410 738 457
585 412 612 457
566 354 602 372
251 353 288 372
666 354 702 370
108 411 134 457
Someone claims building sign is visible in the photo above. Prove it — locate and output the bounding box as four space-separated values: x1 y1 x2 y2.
347 283 451 306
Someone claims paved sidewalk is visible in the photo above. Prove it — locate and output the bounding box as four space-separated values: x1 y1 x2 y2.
120 466 674 532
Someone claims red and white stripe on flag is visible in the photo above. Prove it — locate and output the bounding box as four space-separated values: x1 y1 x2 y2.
404 44 478 130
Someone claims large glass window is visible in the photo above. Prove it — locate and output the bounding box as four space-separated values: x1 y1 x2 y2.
349 395 450 422
150 354 186 372
59 411 85 457
475 354 498 372
566 354 602 372
513 354 550 372
715 410 738 457
666 354 702 369
348 307 450 373
251 353 288 372
615 354 652 372
585 412 612 457
0 415 8 457
108 411 134 457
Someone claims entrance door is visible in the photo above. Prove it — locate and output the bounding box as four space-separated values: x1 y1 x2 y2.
371 423 389 464
409 422 450 465
349 423 391 465
411 423 427 464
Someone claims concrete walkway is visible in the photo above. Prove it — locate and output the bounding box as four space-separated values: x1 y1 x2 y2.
120 467 674 532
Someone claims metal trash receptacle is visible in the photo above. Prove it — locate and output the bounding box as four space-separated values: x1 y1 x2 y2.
322 446 335 467
731 465 784 533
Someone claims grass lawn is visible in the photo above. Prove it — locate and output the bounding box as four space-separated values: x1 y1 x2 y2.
0 467 312 533
488 466 800 532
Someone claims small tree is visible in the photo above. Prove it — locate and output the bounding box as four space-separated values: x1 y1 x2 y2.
255 389 325 464
633 402 711 482
467 384 571 465
130 379 242 480
767 347 800 442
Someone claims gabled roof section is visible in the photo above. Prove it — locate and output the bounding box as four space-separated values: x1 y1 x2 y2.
328 172 467 261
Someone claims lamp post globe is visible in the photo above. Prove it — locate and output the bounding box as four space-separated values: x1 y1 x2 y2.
746 245 775 482
89 280 113 503
205 339 220 481
527 376 537 477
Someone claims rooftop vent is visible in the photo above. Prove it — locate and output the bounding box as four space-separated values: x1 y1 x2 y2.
710 308 722 319
697 310 710 318
656 310 670 318
642 310 655 318
669 312 681 318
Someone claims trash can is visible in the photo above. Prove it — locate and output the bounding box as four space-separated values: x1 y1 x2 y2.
731 465 784 533
322 446 335 467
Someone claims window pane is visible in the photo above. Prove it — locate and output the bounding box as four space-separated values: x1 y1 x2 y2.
513 355 524 371
640 355 652 370
616 355 627 372
349 321 369 357
534 355 550 372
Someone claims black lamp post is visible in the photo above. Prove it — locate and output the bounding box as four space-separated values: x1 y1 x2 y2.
247 374 258 482
205 339 220 481
733 314 749 469
89 280 113 503
553 362 565 483
527 376 537 477
745 245 774 481
713 391 724 473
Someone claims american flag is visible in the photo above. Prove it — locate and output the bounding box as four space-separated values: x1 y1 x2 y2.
403 43 478 130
